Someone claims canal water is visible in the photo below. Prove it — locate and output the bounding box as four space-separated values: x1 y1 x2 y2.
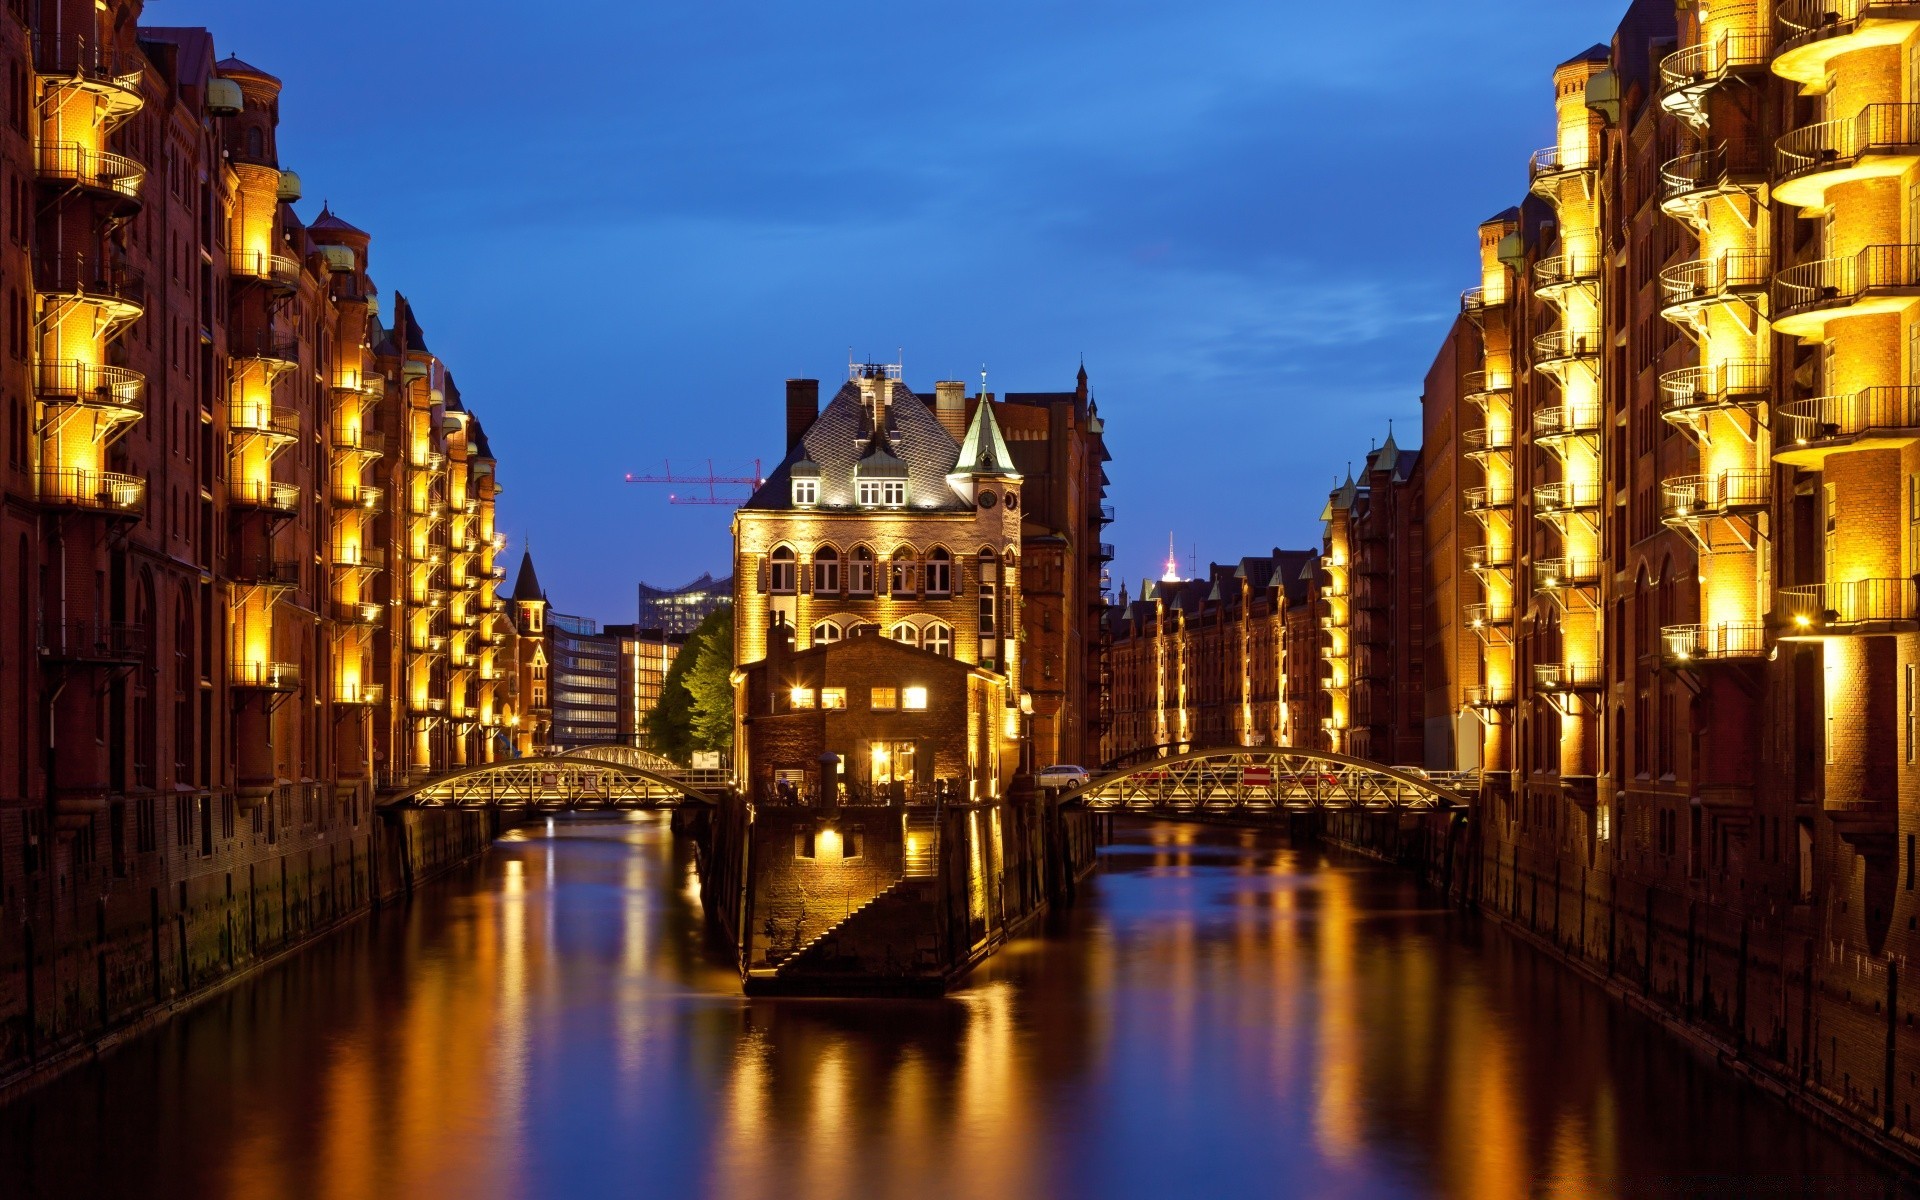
1 816 1912 1199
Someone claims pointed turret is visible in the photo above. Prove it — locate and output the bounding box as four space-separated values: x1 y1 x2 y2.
512 550 544 603
952 395 1018 477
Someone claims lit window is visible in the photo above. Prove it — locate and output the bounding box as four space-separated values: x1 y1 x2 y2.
792 478 817 507
769 547 796 594
889 621 919 648
903 686 928 710
812 620 841 646
857 479 882 506
848 546 875 595
925 623 953 657
890 549 916 594
882 480 905 507
790 687 816 709
871 687 898 710
822 687 847 710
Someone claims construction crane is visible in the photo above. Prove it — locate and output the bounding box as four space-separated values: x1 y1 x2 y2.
623 460 765 506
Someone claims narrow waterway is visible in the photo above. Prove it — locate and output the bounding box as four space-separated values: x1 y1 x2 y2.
0 816 1910 1199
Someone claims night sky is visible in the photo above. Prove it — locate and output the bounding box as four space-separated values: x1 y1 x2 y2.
161 0 1629 623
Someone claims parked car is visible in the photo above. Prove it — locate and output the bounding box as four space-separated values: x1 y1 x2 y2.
1035 764 1091 790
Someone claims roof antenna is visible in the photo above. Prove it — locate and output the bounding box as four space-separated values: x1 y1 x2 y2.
980 364 989 396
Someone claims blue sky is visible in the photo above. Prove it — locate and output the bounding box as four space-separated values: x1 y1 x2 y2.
167 0 1630 623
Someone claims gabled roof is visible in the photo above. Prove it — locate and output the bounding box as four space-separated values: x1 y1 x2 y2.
952 396 1018 478
742 381 968 512
512 551 545 603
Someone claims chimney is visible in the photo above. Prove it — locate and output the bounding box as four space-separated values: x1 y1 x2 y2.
785 379 820 450
935 380 968 443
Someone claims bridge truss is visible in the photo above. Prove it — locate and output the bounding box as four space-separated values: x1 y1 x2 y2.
1062 749 1470 815
384 754 716 811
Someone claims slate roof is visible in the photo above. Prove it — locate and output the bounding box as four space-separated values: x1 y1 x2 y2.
512 551 544 603
743 381 971 512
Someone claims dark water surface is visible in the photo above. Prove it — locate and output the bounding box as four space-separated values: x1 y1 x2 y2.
1 816 1912 1199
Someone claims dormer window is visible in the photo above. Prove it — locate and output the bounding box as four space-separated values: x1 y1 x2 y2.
858 478 903 507
793 478 817 507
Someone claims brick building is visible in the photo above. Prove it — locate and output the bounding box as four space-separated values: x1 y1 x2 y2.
0 1 511 1058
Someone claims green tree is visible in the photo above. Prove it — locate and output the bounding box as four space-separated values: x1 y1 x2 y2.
685 605 735 753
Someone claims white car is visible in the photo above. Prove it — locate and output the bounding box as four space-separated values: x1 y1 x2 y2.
1035 765 1091 790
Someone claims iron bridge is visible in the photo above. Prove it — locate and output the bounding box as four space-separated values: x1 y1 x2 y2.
383 747 718 811
1060 749 1471 814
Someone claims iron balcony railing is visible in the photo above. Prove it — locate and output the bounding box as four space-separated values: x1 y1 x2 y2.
334 600 383 625
1462 424 1514 454
229 402 300 439
232 660 301 691
1465 602 1515 629
330 543 386 569
1775 243 1920 319
1533 558 1604 591
1658 253 1771 312
1776 104 1920 186
39 619 145 661
1096 542 1116 562
1659 360 1771 417
335 483 384 511
32 33 144 97
1462 371 1511 405
1661 470 1770 523
35 141 144 203
410 633 449 654
230 248 304 289
1460 286 1507 316
1465 683 1516 708
34 360 144 413
1529 143 1596 182
1660 139 1768 208
39 467 144 514
230 332 299 366
1657 32 1772 107
1532 327 1602 367
1098 503 1116 525
34 253 144 311
1661 622 1768 662
1532 404 1602 440
334 682 384 706
1533 253 1602 291
1778 0 1920 48
1463 486 1516 513
1534 481 1603 514
1465 543 1514 571
1778 579 1919 626
409 696 447 716
234 557 300 588
1778 386 1920 446
230 479 300 513
1534 662 1604 691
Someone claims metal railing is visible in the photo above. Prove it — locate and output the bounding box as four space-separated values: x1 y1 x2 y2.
34 360 144 412
1658 32 1772 99
1462 424 1514 454
335 483 384 511
39 467 144 514
1532 327 1602 366
330 544 387 569
1462 371 1511 404
233 557 300 587
1529 144 1596 180
33 253 144 310
1661 470 1770 521
1778 579 1919 625
1776 104 1920 184
228 403 300 439
1660 139 1768 206
229 248 303 289
334 600 383 625
1778 386 1920 445
230 332 299 365
1534 662 1604 691
1460 286 1506 315
1465 602 1515 628
1778 0 1919 45
1659 360 1771 416
39 619 145 661
1533 404 1602 439
410 634 449 654
1533 253 1602 290
334 682 385 705
1534 481 1603 513
1465 543 1514 570
232 660 300 691
35 141 144 202
1463 486 1517 513
230 479 300 513
1775 243 1920 318
1659 253 1771 311
1533 558 1603 591
1661 622 1767 662
1464 683 1516 708
32 34 144 94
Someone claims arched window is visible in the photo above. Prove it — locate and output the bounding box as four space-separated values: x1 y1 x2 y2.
769 546 796 594
813 545 840 594
925 622 953 657
246 126 263 161
812 620 842 646
889 621 919 648
848 546 875 596
925 547 952 597
891 547 916 595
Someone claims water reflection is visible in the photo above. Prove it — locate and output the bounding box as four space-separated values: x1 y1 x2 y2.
0 817 1910 1199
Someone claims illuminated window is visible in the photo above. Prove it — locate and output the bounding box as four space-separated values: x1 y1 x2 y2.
769 546 796 594
979 582 996 636
822 687 847 710
792 478 817 507
812 620 841 646
891 548 916 594
925 622 953 657
848 546 875 595
790 687 816 709
857 479 882 506
871 687 898 710
926 548 951 596
903 686 928 710
871 740 916 785
813 545 840 593
889 621 919 648
882 479 905 507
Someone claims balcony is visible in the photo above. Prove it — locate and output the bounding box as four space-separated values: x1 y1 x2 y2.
1660 140 1768 222
1463 486 1516 516
1096 503 1116 526
232 557 300 588
1531 327 1601 376
34 253 144 324
1464 602 1515 631
411 633 449 656
228 402 300 444
1660 470 1770 526
230 332 299 370
330 543 386 570
1460 286 1507 319
1534 662 1603 692
35 141 144 211
230 248 303 294
39 619 144 664
1096 542 1116 562
32 34 144 122
230 479 300 515
334 600 383 626
331 426 386 456
1532 558 1603 593
1657 32 1772 126
1662 622 1768 664
1528 144 1597 200
35 360 144 419
334 682 384 706
1778 385 1920 465
39 467 145 516
1778 578 1920 630
1532 253 1601 298
1775 1 1920 89
409 696 447 716
335 483 385 511
1462 371 1512 409
232 660 301 692
1659 360 1770 423
1775 104 1920 210
1534 481 1603 518
410 449 448 473
1464 683 1516 709
1464 543 1514 572
1658 253 1770 324
1532 404 1602 446
1462 424 1514 457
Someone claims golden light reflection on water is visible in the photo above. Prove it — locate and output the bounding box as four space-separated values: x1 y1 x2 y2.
2 816 1900 1200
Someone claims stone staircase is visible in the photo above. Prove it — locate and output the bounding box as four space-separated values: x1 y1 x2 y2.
904 810 940 877
773 876 941 978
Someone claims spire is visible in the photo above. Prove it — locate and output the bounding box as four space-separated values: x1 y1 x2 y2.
952 393 1019 478
512 550 545 604
1075 357 1089 401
